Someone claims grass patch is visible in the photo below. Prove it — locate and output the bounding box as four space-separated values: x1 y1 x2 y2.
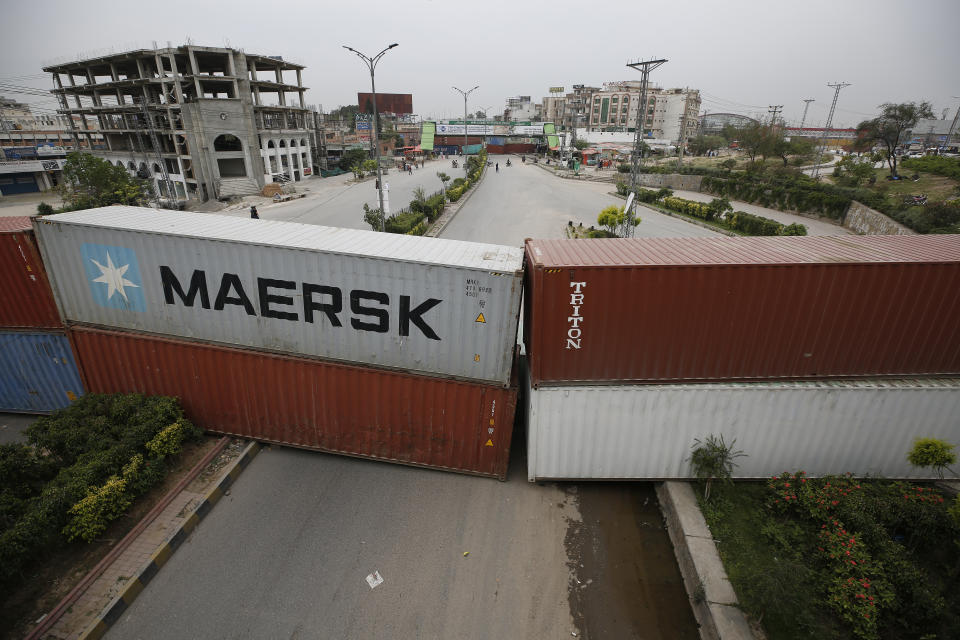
865 168 958 207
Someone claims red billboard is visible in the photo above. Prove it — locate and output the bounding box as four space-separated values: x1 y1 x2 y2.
358 92 413 115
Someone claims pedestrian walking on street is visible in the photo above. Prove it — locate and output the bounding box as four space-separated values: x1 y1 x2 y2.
250 205 259 219
495 162 499 172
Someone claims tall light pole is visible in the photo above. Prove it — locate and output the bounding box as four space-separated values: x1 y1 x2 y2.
452 85 479 155
343 43 398 231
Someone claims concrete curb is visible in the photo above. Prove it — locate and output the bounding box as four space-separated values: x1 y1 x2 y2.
532 162 617 183
656 482 757 640
79 441 262 640
427 161 489 237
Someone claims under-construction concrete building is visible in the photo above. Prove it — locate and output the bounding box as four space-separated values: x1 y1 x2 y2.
44 44 315 203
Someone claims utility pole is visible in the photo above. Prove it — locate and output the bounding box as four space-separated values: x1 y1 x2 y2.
625 57 667 238
812 82 850 179
943 97 960 153
452 85 479 157
799 99 815 129
767 105 783 128
676 91 691 170
343 43 399 231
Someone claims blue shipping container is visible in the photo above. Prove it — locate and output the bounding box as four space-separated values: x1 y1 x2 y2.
0 331 84 413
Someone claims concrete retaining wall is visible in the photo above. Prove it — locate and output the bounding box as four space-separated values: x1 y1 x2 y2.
638 173 704 191
843 200 915 235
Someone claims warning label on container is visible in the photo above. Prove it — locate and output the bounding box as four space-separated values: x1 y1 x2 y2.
476 312 486 323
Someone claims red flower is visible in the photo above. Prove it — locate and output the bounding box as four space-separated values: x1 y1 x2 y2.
784 482 791 487
850 560 857 565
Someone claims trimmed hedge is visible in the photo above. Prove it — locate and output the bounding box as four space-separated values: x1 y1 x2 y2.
0 394 201 589
384 210 427 234
660 195 807 236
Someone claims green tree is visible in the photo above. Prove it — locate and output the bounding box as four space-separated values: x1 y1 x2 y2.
856 101 934 178
907 438 956 479
362 203 383 231
436 172 451 193
688 135 726 156
738 123 767 162
835 155 876 187
339 148 368 172
58 152 152 210
573 139 589 151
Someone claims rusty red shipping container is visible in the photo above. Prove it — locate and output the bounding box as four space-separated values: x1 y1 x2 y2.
524 235 960 385
70 326 517 479
0 217 61 329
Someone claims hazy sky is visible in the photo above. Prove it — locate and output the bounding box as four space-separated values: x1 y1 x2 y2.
3 0 958 128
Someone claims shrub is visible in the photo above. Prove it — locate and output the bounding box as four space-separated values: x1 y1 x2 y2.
907 438 957 479
384 210 426 234
617 163 631 173
615 180 630 196
726 211 783 236
145 420 199 459
62 475 132 542
37 202 55 215
1 394 197 589
688 435 745 500
447 186 464 202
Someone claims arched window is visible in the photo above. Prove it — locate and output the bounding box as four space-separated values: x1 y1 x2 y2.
213 134 242 152
127 161 136 171
289 138 297 148
279 139 287 148
116 161 124 168
153 163 162 174
300 138 307 147
267 139 275 148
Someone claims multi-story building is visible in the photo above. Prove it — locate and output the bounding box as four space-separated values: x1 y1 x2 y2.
583 82 701 145
44 44 315 203
504 96 541 121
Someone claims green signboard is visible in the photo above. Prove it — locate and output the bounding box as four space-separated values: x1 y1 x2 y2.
449 120 532 126
420 121 436 150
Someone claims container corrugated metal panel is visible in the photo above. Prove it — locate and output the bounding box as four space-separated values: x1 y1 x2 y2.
70 326 518 479
0 331 84 413
527 379 960 480
34 207 523 386
524 236 960 384
0 217 62 329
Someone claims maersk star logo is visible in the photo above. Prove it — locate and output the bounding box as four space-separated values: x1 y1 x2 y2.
81 243 146 312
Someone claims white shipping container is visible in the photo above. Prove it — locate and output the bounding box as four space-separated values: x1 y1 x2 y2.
527 379 960 480
35 207 524 386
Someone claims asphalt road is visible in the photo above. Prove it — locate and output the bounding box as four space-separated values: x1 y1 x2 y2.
221 163 449 230
441 155 720 246
108 447 579 640
0 413 36 445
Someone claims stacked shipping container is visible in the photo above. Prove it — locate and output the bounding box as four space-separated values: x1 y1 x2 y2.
523 235 960 480
0 217 84 413
34 207 525 479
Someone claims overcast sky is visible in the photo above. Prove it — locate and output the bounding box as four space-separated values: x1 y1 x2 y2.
3 0 958 129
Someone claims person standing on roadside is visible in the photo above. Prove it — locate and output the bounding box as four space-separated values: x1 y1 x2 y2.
250 205 259 219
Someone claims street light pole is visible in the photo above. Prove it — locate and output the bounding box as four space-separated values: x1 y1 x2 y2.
343 43 399 232
452 85 479 155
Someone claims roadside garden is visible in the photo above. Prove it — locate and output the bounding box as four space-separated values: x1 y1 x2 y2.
362 149 487 235
694 438 960 639
0 394 204 635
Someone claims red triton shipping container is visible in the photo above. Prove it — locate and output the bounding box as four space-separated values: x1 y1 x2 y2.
70 326 518 479
0 217 61 328
524 235 960 386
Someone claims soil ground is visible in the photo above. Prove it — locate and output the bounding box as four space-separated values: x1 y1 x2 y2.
0 436 221 640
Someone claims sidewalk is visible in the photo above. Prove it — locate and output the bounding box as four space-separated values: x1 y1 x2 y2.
0 192 63 217
25 438 260 640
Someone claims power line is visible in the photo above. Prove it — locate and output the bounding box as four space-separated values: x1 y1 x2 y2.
812 82 851 179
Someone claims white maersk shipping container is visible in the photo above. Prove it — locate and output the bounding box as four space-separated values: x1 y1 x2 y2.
527 379 960 480
34 207 524 386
